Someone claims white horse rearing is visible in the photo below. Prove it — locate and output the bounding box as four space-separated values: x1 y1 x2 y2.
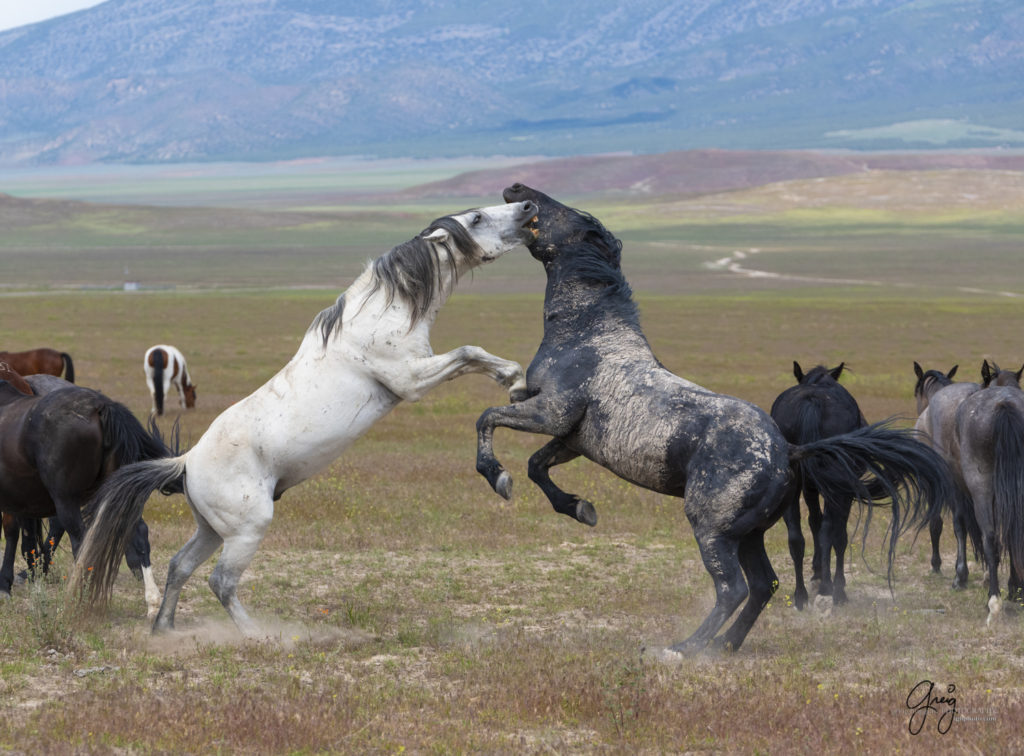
74 200 539 636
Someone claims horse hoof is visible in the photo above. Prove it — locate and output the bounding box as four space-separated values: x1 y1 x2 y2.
575 500 598 527
495 471 513 500
986 595 1001 627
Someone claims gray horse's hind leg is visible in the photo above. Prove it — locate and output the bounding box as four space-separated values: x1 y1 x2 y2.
670 533 746 654
153 516 222 633
527 439 597 526
716 530 779 652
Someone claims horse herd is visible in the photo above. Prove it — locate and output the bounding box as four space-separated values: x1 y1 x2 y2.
1 184 1021 654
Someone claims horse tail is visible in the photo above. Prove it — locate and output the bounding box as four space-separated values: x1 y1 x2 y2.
152 351 165 416
993 404 1024 575
71 455 187 608
97 399 179 469
60 353 75 383
789 420 955 589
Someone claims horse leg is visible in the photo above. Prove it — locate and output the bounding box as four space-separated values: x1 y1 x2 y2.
929 513 944 574
41 517 64 575
951 509 970 589
125 519 161 618
153 515 223 634
477 395 585 500
715 530 779 652
804 484 823 584
826 500 851 606
983 530 1001 626
18 516 42 581
207 530 268 638
0 514 19 597
670 532 746 654
781 483 808 610
527 439 596 526
385 347 526 402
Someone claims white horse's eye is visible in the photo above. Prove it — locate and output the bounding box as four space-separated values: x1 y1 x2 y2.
471 213 482 226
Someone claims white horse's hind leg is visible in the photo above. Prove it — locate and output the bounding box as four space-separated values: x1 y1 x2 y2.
208 531 268 638
152 516 223 634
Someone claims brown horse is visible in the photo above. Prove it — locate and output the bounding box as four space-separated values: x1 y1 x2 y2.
0 348 74 383
0 362 32 395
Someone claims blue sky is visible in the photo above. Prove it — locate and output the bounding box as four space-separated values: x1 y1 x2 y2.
0 0 104 32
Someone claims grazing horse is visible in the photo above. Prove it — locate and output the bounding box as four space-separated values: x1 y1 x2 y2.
476 184 952 654
0 348 74 383
952 360 1024 625
144 345 196 416
912 362 982 586
770 362 866 609
0 376 169 613
74 201 539 636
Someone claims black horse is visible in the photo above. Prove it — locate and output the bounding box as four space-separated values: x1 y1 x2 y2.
770 362 867 609
952 360 1024 625
476 184 953 654
0 378 170 611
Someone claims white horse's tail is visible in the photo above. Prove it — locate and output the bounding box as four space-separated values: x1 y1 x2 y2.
71 455 188 608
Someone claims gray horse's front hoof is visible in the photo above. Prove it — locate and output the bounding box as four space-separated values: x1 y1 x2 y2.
495 471 513 500
576 499 598 527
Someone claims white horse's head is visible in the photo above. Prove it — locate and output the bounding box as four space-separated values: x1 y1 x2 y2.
423 201 539 268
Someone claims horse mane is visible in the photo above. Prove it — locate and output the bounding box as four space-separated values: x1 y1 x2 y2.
915 368 953 398
557 210 635 321
309 213 483 347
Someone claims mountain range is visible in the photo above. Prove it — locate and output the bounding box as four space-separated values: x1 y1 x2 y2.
1 0 1023 165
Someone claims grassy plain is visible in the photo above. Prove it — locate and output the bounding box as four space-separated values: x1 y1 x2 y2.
1 166 1023 752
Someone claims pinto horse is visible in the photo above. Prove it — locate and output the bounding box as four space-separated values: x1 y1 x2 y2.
952 360 1024 625
0 348 74 383
144 345 196 416
770 362 867 609
912 362 982 586
74 201 539 636
0 375 169 613
476 184 953 654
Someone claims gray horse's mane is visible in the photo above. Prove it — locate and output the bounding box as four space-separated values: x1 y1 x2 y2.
309 213 483 346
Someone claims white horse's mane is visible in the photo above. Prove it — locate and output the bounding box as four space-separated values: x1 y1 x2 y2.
309 214 482 346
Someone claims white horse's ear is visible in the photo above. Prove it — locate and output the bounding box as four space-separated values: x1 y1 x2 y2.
424 228 450 245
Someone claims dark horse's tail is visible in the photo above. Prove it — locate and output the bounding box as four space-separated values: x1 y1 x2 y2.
993 404 1024 577
60 352 75 383
789 420 955 589
72 454 187 607
151 350 165 416
98 400 175 469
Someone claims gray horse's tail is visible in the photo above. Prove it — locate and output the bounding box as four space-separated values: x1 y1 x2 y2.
60 352 75 383
70 455 187 607
993 404 1024 575
789 420 955 589
152 351 165 416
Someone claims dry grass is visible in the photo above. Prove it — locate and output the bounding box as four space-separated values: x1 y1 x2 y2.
0 284 1023 752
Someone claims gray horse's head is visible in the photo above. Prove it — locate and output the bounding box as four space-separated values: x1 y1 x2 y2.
503 183 622 268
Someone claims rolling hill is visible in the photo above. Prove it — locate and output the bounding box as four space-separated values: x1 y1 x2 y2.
1 0 1023 165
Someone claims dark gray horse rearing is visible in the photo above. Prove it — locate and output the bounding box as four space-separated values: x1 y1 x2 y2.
475 184 954 654
770 362 866 609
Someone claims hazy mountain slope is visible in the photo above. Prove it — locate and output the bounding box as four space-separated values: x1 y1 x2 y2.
1 0 1022 164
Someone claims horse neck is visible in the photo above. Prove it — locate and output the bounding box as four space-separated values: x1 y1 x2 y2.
542 264 643 339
